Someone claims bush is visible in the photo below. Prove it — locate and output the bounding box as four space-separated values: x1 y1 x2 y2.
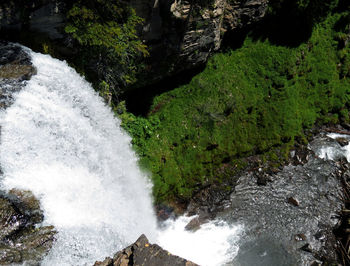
64 0 148 100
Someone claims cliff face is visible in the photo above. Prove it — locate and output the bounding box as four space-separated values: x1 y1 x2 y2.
0 1 66 39
129 0 269 82
0 0 268 86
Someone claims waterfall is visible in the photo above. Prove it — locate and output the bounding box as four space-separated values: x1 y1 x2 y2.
0 49 241 265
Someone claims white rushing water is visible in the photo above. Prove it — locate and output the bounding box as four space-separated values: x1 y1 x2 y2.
0 50 241 265
317 133 350 161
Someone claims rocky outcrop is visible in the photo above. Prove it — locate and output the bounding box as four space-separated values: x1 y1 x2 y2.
0 0 269 88
0 1 66 39
130 0 269 84
0 42 37 109
0 189 56 265
94 234 197 266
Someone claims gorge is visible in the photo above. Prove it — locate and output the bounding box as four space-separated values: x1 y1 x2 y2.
0 0 350 265
0 43 346 266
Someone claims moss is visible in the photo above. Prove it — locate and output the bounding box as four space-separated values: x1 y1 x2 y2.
120 10 350 204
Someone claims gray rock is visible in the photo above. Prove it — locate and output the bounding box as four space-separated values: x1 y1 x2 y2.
94 234 198 266
0 190 56 265
0 42 37 109
130 0 269 84
0 0 269 88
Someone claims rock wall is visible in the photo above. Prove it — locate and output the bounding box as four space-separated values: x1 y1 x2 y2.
0 0 269 87
130 0 269 83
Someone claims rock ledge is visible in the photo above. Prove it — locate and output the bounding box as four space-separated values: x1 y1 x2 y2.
94 234 197 266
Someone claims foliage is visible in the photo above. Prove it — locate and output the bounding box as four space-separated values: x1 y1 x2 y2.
64 0 148 99
65 0 147 58
120 11 350 203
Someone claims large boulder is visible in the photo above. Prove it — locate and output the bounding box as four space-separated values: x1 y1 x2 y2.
0 190 56 265
94 234 198 266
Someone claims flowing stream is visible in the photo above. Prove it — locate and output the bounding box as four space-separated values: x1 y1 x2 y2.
0 49 241 265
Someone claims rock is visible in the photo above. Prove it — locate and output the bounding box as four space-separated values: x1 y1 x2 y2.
131 0 269 85
310 261 321 266
0 0 66 39
290 144 312 165
0 190 56 265
0 64 36 80
223 0 269 30
94 257 113 266
8 189 43 224
1 0 269 90
300 243 312 253
0 42 37 109
155 204 175 221
0 42 36 81
186 184 233 217
94 234 198 266
288 197 300 207
294 233 307 241
0 197 25 240
184 215 210 232
185 217 202 231
256 172 271 186
335 137 349 147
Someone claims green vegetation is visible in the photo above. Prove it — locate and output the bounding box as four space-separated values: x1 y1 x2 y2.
119 11 350 204
64 0 148 99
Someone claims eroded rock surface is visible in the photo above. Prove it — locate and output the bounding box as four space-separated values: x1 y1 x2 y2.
131 0 269 83
94 234 198 266
0 0 269 87
0 190 56 265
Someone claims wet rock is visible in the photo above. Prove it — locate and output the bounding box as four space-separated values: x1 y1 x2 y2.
94 257 113 266
288 197 300 207
0 190 56 265
256 172 271 186
9 189 44 224
186 183 233 217
290 144 312 165
184 215 210 232
335 137 349 147
0 42 36 81
295 234 307 241
0 64 36 80
0 197 25 240
0 42 36 109
94 234 198 266
310 261 321 266
155 204 175 221
300 243 313 253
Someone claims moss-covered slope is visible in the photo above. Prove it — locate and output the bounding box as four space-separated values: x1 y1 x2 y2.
119 10 350 204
